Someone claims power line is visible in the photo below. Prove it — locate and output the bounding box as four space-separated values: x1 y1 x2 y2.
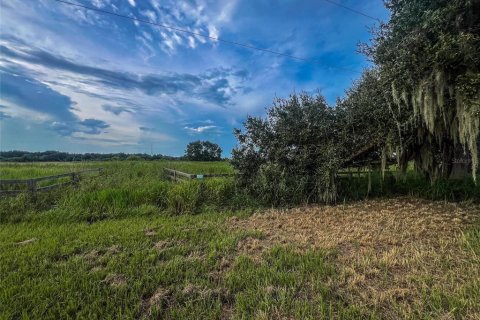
52 0 362 74
321 0 381 22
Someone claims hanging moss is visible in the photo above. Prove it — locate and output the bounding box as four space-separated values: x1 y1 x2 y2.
366 0 480 182
391 68 479 182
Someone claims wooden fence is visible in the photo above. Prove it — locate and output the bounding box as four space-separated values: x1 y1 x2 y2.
336 170 393 178
164 168 236 181
0 168 103 196
164 168 393 182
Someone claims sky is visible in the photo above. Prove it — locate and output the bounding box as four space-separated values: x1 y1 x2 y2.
0 0 389 157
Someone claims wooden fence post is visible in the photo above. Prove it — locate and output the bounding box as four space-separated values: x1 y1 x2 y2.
27 179 37 198
71 172 80 184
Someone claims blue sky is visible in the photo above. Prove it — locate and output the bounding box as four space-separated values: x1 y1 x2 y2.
0 0 388 156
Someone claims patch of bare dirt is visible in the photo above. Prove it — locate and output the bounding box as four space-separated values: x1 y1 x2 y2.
15 238 39 245
140 287 173 317
153 240 170 250
144 228 157 236
102 273 127 287
79 245 122 272
230 197 480 318
83 249 102 262
106 244 121 254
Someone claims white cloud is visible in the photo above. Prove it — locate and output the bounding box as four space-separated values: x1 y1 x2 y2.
184 125 217 133
208 25 219 40
216 0 237 24
128 0 136 7
140 10 156 22
188 36 196 48
143 0 237 51
92 0 110 8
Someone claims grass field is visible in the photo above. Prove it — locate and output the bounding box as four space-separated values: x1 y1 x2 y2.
0 160 234 179
1 161 479 319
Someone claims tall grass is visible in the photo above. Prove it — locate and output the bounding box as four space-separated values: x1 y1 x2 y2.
0 162 99 179
1 161 478 224
0 161 253 224
0 160 233 180
338 171 480 203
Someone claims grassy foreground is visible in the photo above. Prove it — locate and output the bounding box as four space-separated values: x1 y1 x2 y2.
0 210 362 319
1 161 479 319
1 199 479 319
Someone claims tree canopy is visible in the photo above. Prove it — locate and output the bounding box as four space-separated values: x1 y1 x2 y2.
232 0 479 204
364 0 480 180
232 94 343 204
184 140 222 161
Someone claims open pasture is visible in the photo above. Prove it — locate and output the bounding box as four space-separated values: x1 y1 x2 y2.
0 160 234 180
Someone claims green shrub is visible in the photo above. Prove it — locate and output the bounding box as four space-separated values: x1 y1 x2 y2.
232 93 344 205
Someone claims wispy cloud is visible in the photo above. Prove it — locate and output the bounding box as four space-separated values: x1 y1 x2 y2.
0 111 11 120
102 104 133 115
184 125 217 133
0 0 388 154
143 0 236 52
0 40 246 106
51 118 109 136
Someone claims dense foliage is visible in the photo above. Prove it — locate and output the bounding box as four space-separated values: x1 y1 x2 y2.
184 141 222 161
232 94 346 204
336 69 398 171
365 0 480 180
233 0 480 203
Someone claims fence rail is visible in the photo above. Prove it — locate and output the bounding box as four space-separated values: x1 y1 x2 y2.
0 168 103 196
164 168 236 181
337 170 394 178
164 167 392 182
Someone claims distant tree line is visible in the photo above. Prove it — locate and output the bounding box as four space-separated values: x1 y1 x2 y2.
0 151 180 162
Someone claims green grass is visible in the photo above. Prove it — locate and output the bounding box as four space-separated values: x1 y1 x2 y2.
0 161 479 319
0 211 365 319
0 211 246 319
0 162 100 179
162 161 234 175
0 161 248 224
1 201 478 319
225 247 363 319
0 160 234 180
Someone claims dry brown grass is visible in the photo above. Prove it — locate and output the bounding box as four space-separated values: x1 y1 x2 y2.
15 238 39 245
230 197 480 319
102 273 127 287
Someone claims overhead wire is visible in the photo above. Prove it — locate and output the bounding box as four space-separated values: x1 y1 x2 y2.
321 0 381 22
51 0 378 74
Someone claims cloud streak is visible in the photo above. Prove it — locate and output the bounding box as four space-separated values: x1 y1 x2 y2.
184 125 217 133
1 41 246 106
51 118 110 136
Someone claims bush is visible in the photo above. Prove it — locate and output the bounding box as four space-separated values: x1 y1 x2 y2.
232 93 342 205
